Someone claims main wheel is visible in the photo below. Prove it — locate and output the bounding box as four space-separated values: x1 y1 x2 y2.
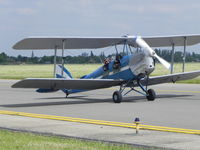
112 91 122 103
146 89 156 101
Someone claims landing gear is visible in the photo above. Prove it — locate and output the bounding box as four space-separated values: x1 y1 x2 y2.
112 91 122 103
146 89 156 101
66 93 69 98
136 74 156 101
65 90 69 98
112 73 156 103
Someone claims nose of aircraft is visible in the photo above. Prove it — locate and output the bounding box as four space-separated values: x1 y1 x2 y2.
145 56 155 74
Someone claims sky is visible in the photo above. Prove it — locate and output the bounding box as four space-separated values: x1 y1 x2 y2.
1 0 200 56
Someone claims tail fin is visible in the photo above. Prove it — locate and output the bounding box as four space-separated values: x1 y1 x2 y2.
56 65 73 79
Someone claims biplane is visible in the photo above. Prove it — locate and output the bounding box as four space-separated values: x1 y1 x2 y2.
12 35 200 103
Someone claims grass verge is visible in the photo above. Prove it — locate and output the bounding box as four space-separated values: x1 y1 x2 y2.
0 129 151 150
0 63 199 83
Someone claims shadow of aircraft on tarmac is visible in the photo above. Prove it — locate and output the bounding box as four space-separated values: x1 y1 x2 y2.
0 94 192 108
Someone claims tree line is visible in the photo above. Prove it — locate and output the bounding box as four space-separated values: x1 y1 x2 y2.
0 51 106 64
154 49 200 62
0 50 200 64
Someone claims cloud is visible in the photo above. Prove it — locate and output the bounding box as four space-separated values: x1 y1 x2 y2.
109 1 200 15
15 8 38 15
1 0 200 56
110 3 177 14
0 0 12 5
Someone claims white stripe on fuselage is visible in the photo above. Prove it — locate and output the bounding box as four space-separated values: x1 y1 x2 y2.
95 65 130 79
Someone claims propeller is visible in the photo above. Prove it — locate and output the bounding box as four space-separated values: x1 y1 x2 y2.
135 37 171 70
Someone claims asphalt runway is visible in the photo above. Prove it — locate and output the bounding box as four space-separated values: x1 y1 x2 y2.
0 80 200 130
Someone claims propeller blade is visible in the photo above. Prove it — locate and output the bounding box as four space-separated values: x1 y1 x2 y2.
135 37 154 56
154 54 171 70
135 36 171 70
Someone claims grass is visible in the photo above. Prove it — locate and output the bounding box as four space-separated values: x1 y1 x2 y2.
0 63 200 83
0 64 101 79
0 129 150 150
152 63 200 83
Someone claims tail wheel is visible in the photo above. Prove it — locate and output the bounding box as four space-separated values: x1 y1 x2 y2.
146 89 156 101
113 91 122 103
65 91 69 98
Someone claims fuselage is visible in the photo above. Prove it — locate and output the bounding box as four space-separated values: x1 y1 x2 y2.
84 52 154 80
68 52 155 94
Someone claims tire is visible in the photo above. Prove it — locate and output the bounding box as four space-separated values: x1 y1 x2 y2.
146 89 156 101
112 91 122 103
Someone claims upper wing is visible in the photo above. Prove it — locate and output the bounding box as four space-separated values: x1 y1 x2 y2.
142 34 200 47
13 37 127 50
141 70 200 86
12 78 124 90
13 34 200 50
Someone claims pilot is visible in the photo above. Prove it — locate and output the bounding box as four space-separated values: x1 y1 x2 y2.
113 54 122 69
103 58 110 71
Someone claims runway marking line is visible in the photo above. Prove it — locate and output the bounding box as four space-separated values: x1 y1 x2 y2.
0 110 200 135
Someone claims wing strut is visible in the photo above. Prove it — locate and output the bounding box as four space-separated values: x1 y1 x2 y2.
53 46 58 77
183 37 187 72
53 39 66 78
170 37 187 74
62 40 65 76
170 43 175 74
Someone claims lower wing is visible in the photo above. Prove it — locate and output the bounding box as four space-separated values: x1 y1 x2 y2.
12 70 200 90
12 78 124 90
142 70 200 86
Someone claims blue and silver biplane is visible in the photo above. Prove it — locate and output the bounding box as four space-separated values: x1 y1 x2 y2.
12 35 200 103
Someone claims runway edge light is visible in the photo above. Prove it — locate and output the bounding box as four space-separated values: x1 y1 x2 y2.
134 117 140 134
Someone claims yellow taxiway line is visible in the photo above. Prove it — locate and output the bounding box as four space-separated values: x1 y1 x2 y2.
0 110 200 135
